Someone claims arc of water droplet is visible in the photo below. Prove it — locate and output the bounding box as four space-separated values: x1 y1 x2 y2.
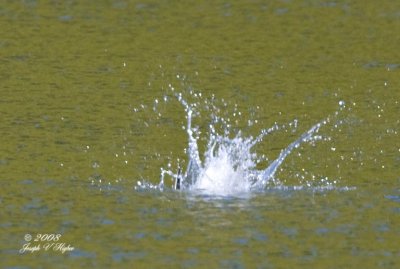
176 95 203 189
251 123 280 147
257 120 325 188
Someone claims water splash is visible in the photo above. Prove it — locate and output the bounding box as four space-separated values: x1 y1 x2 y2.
136 90 347 196
175 96 324 195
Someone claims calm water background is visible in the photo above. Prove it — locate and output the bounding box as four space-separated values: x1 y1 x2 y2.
1 1 399 268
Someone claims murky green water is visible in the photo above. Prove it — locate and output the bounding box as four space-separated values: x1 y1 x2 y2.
1 1 399 268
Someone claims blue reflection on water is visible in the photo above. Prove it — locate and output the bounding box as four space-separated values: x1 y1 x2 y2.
112 251 146 262
68 249 96 259
385 195 400 203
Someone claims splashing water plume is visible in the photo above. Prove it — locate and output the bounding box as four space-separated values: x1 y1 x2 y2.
136 90 346 196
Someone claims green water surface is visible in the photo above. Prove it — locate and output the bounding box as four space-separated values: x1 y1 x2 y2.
1 1 399 268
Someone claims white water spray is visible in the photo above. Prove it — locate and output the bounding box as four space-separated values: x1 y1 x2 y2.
174 97 325 196
134 92 337 196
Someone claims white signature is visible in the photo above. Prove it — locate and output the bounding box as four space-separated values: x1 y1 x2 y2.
19 242 75 254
